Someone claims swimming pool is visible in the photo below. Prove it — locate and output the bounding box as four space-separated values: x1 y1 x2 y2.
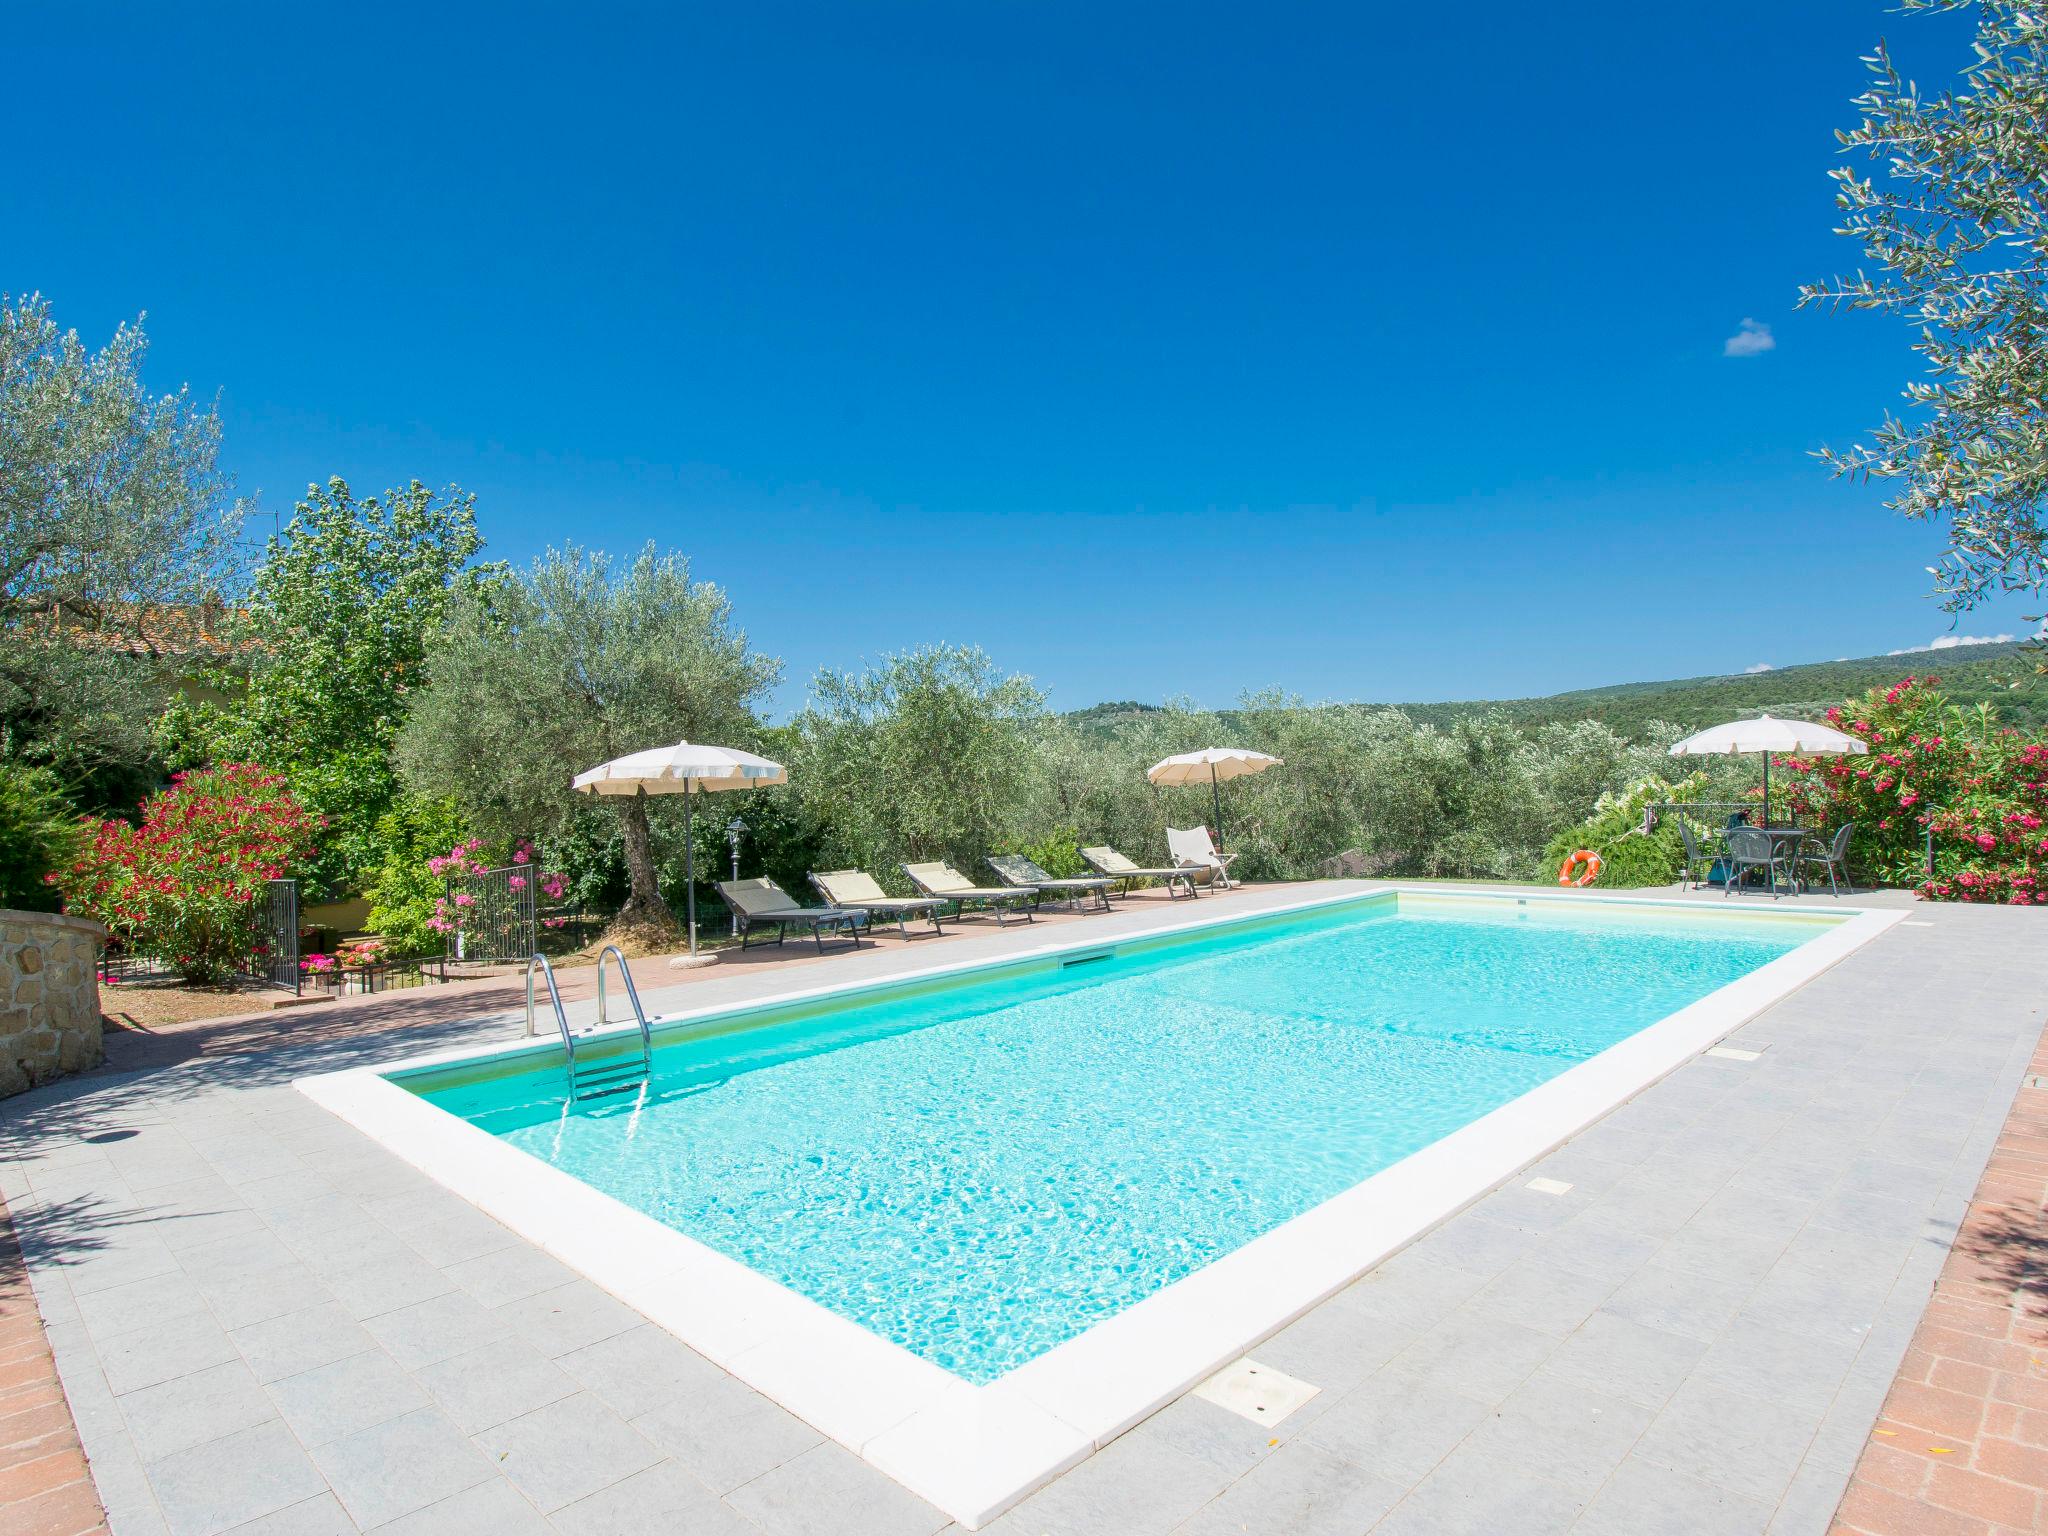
301 886 1899 1525
413 893 1813 1381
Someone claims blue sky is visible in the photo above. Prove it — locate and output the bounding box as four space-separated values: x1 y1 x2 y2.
9 2 2039 715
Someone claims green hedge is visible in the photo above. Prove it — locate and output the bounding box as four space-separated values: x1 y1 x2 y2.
0 765 81 913
1541 774 1703 889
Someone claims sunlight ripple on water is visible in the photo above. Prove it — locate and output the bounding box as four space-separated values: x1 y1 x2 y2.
421 902 1805 1381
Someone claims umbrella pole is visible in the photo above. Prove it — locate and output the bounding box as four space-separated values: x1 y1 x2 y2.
685 780 698 959
1762 751 1771 828
1211 762 1224 852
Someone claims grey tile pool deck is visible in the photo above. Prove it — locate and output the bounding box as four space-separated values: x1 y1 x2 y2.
2 881 2043 1535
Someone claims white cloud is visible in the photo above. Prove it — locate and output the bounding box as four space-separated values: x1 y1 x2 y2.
1744 662 1775 674
1887 633 2015 655
1723 318 1775 357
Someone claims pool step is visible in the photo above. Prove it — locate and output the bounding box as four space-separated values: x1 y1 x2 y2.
568 1054 651 1100
528 948 656 1103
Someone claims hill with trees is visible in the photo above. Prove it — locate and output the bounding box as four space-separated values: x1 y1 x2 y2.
1070 641 2044 738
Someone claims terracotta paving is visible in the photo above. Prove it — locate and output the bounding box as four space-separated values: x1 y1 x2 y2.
1832 1021 2048 1536
97 886 1213 1072
0 1195 105 1536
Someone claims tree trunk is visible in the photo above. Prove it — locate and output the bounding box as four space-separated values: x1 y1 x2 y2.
614 791 678 933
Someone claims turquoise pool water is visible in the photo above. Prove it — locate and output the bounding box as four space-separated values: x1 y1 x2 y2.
409 895 1822 1382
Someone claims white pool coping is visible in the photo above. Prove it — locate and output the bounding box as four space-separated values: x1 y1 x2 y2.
296 885 1905 1528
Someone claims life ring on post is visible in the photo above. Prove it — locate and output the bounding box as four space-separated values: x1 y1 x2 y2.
1557 849 1603 888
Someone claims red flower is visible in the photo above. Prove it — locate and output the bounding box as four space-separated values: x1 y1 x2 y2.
53 762 319 983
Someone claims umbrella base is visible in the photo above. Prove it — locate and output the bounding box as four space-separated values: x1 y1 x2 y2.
668 952 720 970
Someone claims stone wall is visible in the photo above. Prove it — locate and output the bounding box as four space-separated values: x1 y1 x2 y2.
0 910 105 1097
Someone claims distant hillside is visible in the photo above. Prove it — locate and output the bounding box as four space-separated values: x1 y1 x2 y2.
1387 640 2043 735
1070 641 2044 737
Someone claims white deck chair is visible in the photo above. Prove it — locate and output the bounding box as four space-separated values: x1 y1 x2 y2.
1167 825 1238 890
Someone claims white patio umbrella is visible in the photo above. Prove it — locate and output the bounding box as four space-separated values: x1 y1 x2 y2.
1667 714 1866 826
1145 747 1283 852
572 741 788 966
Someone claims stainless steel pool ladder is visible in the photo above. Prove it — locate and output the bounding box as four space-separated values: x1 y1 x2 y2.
525 948 654 1102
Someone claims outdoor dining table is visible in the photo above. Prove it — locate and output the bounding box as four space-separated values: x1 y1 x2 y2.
1718 824 1815 894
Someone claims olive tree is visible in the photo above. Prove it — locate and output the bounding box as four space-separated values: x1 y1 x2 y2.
785 646 1047 882
0 293 245 783
1801 1 2048 629
396 544 781 933
161 478 501 897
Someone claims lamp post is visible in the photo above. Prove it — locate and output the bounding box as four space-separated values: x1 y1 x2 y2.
725 817 748 936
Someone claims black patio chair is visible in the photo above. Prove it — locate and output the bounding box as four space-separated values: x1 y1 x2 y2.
1797 823 1855 897
1722 827 1791 899
1677 821 1717 890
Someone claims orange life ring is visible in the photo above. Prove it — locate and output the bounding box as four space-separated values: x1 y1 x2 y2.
1557 849 1603 887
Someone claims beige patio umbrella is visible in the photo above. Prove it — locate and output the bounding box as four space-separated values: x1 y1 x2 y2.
1145 747 1283 852
1667 714 1866 827
572 741 788 966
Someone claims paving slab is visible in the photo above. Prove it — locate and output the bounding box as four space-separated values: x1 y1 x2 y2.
0 881 2042 1533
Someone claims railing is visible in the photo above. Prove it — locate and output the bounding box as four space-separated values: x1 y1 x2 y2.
525 952 569 1046
595 944 651 1046
447 864 537 967
299 955 450 997
245 878 300 993
1638 801 1773 835
526 949 652 1102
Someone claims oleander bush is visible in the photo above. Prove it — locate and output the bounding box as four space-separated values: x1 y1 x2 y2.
59 762 321 982
1782 677 2048 904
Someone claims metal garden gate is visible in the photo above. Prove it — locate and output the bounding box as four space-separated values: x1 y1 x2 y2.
247 878 300 993
446 863 538 965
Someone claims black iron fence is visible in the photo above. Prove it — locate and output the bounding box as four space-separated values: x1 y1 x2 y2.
445 863 537 966
1639 801 1783 835
299 954 452 997
245 878 300 994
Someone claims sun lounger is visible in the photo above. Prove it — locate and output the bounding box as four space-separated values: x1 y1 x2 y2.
1079 846 1199 898
1167 825 1238 890
901 861 1038 925
808 870 947 937
986 854 1114 912
716 878 868 952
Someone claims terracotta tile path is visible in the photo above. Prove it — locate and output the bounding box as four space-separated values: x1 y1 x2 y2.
0 1193 105 1536
1832 1024 2048 1535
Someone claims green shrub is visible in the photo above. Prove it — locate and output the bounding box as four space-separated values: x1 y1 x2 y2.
363 796 473 955
1542 773 1705 888
61 763 321 982
0 764 82 913
991 827 1088 879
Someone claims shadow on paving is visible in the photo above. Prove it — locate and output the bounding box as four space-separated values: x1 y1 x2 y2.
1956 1202 2048 1315
1 1191 151 1271
0 1005 524 1164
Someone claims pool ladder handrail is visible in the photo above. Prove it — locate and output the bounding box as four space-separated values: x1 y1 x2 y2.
525 949 654 1101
